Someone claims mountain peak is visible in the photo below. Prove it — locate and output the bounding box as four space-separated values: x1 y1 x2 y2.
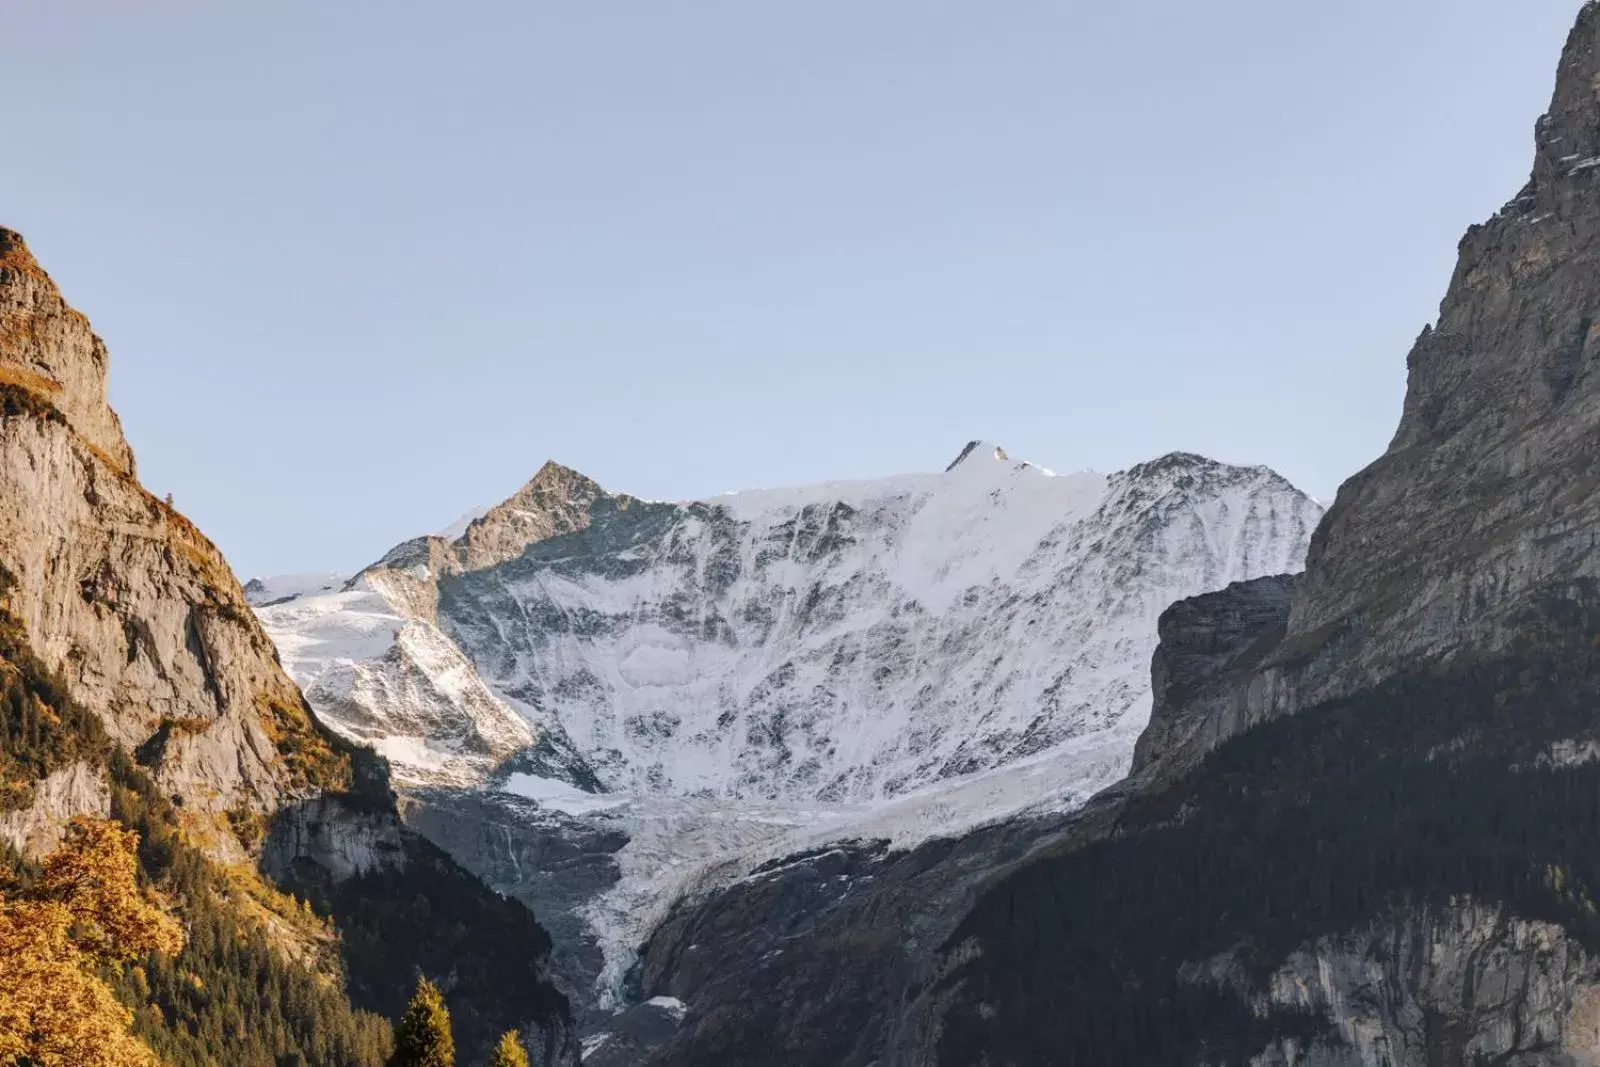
0 226 134 475
523 458 594 492
1113 453 1301 510
450 460 621 572
0 228 44 277
1513 1 1600 213
1123 451 1262 481
945 440 1010 472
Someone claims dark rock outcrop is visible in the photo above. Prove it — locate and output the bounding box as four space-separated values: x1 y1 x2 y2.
398 789 628 1028
1250 0 1600 724
1131 574 1298 778
266 788 581 1066
623 811 1098 1067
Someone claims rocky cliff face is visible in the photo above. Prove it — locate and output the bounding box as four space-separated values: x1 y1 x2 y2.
0 230 133 475
1192 902 1600 1066
1249 0 1600 726
0 228 344 828
0 226 580 1064
0 760 109 856
396 790 629 1028
1131 574 1297 778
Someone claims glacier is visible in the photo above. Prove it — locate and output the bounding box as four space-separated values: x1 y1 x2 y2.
251 441 1322 1010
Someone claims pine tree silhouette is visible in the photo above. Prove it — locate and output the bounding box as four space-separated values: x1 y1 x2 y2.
390 976 454 1067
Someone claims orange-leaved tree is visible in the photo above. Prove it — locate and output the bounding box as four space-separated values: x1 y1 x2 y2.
0 816 183 1066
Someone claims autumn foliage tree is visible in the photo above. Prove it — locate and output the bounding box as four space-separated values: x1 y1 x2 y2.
391 975 455 1067
487 1030 530 1067
0 817 183 1066
36 818 182 962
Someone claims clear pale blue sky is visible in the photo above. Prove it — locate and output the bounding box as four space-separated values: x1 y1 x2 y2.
1 1 1582 577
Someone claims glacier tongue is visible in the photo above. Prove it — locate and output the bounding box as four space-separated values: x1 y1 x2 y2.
254 443 1323 1010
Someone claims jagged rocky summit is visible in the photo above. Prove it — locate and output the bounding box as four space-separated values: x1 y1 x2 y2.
0 227 579 1064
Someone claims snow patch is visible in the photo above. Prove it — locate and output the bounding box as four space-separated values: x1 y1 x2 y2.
501 774 630 816
644 996 688 1021
243 572 345 607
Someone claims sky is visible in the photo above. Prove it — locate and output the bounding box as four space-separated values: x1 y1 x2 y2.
1 1 1584 578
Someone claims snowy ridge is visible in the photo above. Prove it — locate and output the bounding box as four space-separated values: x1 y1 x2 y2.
441 446 1317 803
259 583 535 787
253 442 1323 1007
243 572 343 607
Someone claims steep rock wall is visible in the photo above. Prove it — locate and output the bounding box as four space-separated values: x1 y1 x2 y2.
1256 1 1600 724
1132 574 1298 778
0 228 344 812
1193 903 1600 1066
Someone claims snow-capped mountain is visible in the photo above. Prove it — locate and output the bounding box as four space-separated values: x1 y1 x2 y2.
251 441 1322 1009
255 443 1318 800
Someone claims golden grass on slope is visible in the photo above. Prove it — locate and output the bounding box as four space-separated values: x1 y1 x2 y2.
0 365 61 396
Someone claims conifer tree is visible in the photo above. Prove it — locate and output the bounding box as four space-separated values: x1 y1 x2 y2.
487 1030 530 1067
390 976 454 1067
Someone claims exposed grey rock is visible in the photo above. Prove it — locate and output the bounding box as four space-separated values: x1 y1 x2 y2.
354 460 638 598
0 229 133 474
0 760 110 857
1132 573 1299 778
1251 1 1600 729
454 460 636 573
1184 902 1600 1066
261 795 407 883
0 227 330 814
398 789 627 1027
582 998 690 1067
